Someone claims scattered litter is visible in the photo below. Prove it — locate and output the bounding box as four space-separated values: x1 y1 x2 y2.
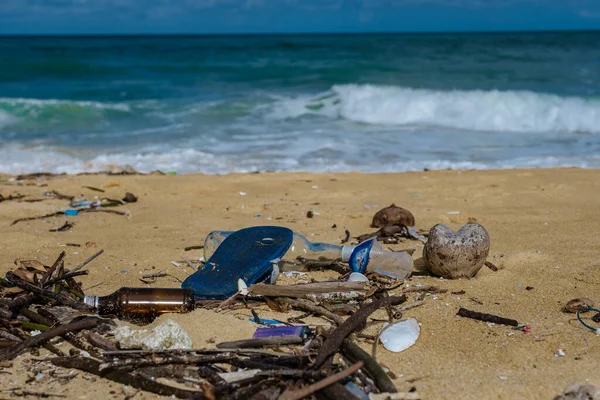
554 349 565 357
239 191 246 196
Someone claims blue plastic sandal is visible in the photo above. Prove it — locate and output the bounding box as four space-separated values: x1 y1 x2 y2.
182 226 294 300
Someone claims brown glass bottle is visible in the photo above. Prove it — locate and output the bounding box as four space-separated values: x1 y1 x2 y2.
84 288 195 321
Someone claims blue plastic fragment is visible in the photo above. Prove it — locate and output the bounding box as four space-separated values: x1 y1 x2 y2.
64 209 79 216
253 325 308 339
249 317 283 325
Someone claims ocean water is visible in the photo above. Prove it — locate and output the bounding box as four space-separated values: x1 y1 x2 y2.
1 32 600 174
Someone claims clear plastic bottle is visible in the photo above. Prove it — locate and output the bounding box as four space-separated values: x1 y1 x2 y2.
203 230 413 279
203 230 356 264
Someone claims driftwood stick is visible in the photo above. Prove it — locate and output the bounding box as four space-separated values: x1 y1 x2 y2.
102 347 286 357
82 331 118 351
11 211 65 226
50 357 201 398
216 335 303 349
278 361 364 400
249 282 366 298
4 272 92 311
99 352 237 371
43 270 89 287
402 286 447 294
396 301 425 312
0 318 98 361
40 251 67 285
305 292 366 303
457 307 519 327
278 298 345 325
341 339 397 393
71 249 104 273
198 365 228 386
313 295 407 368
79 208 128 216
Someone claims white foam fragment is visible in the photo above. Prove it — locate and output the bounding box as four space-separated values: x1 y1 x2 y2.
379 318 420 353
112 319 192 350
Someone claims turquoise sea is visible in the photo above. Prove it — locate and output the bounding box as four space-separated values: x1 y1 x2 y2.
1 31 600 174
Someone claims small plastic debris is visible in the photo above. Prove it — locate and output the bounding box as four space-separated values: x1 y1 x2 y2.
379 318 420 353
555 349 566 357
249 317 282 325
253 326 308 339
345 381 369 400
64 209 79 216
447 211 460 215
238 279 249 296
239 191 247 196
112 319 192 350
348 272 369 282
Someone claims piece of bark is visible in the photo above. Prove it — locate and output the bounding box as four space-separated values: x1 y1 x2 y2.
457 307 519 327
278 298 345 325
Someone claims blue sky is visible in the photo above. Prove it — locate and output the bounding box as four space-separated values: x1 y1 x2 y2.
1 0 599 34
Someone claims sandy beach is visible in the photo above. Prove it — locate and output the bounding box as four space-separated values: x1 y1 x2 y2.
1 167 599 399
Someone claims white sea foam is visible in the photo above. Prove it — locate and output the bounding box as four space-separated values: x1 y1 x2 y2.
0 110 18 128
270 84 600 134
0 142 598 176
0 97 131 112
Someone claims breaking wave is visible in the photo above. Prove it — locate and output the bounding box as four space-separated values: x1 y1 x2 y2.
270 84 600 134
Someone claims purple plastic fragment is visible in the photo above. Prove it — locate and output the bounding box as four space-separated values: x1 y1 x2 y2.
253 326 308 339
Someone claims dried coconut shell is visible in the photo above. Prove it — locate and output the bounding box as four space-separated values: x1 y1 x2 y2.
371 204 415 228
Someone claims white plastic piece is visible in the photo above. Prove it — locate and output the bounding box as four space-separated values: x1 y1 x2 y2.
218 369 261 383
238 279 249 296
112 319 192 350
348 272 369 282
379 318 420 353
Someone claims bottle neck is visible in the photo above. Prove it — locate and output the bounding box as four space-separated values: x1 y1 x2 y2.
83 295 99 308
341 245 356 262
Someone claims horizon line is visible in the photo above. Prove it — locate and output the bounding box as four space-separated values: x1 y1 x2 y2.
1 28 600 38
